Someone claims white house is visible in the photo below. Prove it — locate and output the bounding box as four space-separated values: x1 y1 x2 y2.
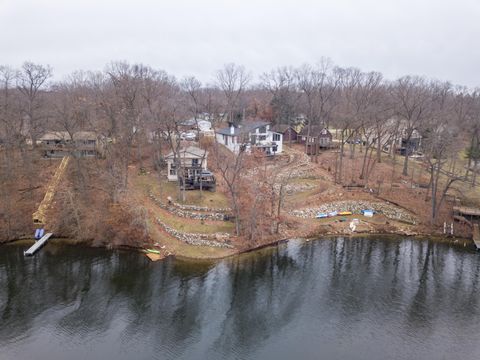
215 121 283 155
164 146 208 181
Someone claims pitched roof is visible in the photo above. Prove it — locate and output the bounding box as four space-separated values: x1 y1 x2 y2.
165 146 207 159
39 131 98 141
216 121 270 136
299 126 332 137
271 124 297 134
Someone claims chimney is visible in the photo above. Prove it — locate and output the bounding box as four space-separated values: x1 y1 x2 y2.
229 123 235 135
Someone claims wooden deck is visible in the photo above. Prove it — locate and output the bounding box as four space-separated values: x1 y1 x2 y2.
453 206 480 217
473 224 480 250
24 233 53 256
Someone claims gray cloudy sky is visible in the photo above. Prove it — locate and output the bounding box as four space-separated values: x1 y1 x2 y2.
1 0 479 86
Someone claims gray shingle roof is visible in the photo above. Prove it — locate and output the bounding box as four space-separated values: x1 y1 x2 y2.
299 126 332 137
165 146 207 159
272 124 297 133
216 121 270 136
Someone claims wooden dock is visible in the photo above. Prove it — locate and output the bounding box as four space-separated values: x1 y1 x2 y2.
473 224 480 250
24 233 53 256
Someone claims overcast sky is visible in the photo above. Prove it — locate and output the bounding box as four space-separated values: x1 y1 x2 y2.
1 0 479 86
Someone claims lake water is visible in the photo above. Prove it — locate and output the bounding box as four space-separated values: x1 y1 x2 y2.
1 237 480 360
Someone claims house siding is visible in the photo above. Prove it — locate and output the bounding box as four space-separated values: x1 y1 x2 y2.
216 123 283 155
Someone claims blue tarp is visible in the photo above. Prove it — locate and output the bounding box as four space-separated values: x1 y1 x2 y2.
361 210 374 217
34 228 45 240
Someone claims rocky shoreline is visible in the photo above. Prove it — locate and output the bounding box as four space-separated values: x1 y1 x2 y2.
290 200 417 224
3 229 474 261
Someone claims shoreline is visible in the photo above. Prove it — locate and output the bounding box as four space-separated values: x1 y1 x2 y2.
3 230 476 262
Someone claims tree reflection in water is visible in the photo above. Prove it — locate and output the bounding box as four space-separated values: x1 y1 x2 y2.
1 237 480 360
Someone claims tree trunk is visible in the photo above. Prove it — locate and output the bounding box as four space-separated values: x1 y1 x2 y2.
465 133 475 177
364 147 376 187
390 143 397 189
376 135 382 163
359 140 371 179
402 152 409 176
472 160 478 187
430 162 442 224
338 133 345 184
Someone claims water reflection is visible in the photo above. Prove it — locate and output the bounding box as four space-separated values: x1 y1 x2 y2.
1 237 479 360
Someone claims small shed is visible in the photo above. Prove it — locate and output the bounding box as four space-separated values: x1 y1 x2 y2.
298 126 333 154
272 124 298 143
298 126 332 146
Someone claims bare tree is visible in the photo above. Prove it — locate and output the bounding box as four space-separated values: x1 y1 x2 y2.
211 141 246 236
421 82 464 223
106 61 146 188
16 62 52 148
181 76 211 196
455 88 480 184
0 66 19 239
391 76 432 176
359 82 394 183
261 66 299 129
215 63 251 123
332 68 381 183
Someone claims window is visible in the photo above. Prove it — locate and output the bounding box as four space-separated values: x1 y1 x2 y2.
258 126 267 133
192 158 199 167
170 164 177 176
259 135 266 141
273 133 281 141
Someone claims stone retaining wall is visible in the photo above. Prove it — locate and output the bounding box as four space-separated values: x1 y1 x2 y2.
290 200 417 224
274 182 316 195
149 193 231 221
155 218 233 248
169 198 231 213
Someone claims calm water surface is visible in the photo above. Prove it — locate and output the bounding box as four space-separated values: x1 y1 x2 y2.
1 237 480 360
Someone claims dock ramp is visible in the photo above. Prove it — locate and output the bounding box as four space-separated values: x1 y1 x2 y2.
24 233 53 256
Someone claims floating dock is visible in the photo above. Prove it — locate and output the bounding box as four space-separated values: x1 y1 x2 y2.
473 224 480 250
24 233 53 256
